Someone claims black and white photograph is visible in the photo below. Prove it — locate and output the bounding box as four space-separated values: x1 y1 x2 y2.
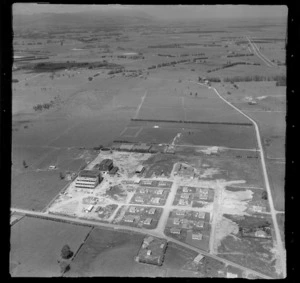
9 3 287 278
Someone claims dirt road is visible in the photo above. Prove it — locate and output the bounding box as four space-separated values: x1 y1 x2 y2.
192 81 286 277
246 36 277 68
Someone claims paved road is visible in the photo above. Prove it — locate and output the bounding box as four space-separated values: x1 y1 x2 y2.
10 207 272 279
246 36 277 68
193 81 286 277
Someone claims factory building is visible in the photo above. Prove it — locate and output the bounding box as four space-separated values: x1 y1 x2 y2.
75 170 102 189
99 159 114 172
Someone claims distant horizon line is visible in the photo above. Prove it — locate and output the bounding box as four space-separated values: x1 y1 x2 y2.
13 11 287 20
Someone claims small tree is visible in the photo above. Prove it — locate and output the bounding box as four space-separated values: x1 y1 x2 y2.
61 245 73 259
59 172 65 180
262 191 268 200
59 261 70 274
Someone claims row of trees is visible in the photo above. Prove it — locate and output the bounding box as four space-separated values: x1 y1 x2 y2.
227 53 254 58
33 101 54 111
223 74 286 84
207 61 259 73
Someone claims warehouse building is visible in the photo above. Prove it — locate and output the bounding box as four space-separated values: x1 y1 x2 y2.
75 170 102 189
109 166 119 176
99 159 114 172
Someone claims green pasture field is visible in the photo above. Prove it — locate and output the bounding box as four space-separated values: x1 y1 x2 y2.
176 124 257 149
246 111 285 159
210 64 285 78
266 160 285 211
11 170 69 211
67 228 163 277
137 106 185 121
12 145 53 171
10 216 92 277
276 213 285 247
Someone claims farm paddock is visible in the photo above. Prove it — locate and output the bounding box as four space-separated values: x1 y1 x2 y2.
10 216 92 277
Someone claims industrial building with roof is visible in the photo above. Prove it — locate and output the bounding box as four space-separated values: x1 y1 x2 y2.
75 170 102 189
99 159 114 172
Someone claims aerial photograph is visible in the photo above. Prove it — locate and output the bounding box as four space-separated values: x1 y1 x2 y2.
10 4 286 278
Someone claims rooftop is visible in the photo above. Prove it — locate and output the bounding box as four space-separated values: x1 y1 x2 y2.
100 159 113 166
79 170 100 178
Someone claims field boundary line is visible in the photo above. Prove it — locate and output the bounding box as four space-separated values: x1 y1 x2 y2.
119 127 128 137
131 118 253 126
64 226 95 275
134 127 143 138
134 90 147 119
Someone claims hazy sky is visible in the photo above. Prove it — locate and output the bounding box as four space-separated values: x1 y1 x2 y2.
14 4 287 20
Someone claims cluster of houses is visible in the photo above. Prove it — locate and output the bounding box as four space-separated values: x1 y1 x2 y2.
169 210 208 241
123 206 157 226
136 236 168 266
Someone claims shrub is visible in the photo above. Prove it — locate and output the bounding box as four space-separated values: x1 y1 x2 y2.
61 245 73 259
59 261 70 274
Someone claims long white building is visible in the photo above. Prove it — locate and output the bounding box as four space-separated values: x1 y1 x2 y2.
75 170 102 189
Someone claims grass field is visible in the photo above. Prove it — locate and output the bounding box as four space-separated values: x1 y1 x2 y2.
266 160 285 211
11 171 69 211
10 216 92 277
66 228 166 277
276 213 285 247
176 124 257 149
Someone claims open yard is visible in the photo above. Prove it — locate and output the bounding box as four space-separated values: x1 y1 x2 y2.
10 216 92 277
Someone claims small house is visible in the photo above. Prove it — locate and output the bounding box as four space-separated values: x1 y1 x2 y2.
176 210 185 216
192 233 203 240
129 206 137 213
144 218 152 225
148 208 156 215
124 215 136 223
170 228 181 234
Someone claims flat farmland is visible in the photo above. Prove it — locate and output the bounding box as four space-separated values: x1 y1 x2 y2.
48 118 129 148
11 170 69 211
276 213 285 247
137 106 185 121
10 216 92 277
245 111 285 159
210 64 285 78
122 126 180 144
176 124 257 149
12 146 53 171
266 160 285 211
67 228 162 277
